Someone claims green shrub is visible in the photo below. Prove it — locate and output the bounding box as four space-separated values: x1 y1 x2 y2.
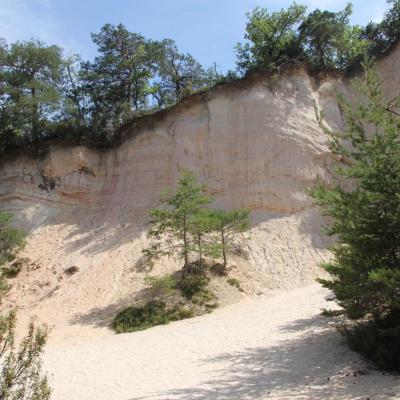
177 274 209 299
0 311 51 399
343 315 400 372
321 308 345 317
0 212 26 267
0 275 9 301
227 278 242 290
191 289 214 306
144 274 177 299
111 300 193 333
1 258 26 278
209 263 227 276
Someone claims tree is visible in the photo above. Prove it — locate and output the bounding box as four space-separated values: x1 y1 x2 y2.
298 3 354 70
0 211 25 299
311 60 400 324
0 211 25 267
380 0 400 46
235 3 307 73
143 170 210 273
60 55 88 129
0 40 64 142
0 311 51 400
187 209 217 267
338 25 369 70
365 0 400 56
209 209 250 268
81 24 156 131
151 39 207 106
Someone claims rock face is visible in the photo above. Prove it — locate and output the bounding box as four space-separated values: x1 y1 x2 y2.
1 44 399 339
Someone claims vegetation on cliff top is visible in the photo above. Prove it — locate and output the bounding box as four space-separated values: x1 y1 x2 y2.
0 1 399 152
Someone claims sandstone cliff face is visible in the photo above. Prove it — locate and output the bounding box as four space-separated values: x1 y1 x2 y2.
1 45 399 339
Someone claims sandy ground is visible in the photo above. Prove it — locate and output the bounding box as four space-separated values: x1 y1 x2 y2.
43 284 400 400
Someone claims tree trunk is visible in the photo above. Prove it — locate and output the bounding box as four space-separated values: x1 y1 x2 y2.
198 232 203 267
183 215 189 276
31 87 39 140
221 230 227 269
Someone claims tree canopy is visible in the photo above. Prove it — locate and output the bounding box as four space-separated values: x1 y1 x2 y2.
311 61 400 370
0 2 399 151
236 0 400 74
143 170 251 272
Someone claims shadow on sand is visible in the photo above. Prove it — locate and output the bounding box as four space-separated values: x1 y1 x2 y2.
130 314 399 400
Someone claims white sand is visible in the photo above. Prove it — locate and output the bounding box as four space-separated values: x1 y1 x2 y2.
43 284 400 400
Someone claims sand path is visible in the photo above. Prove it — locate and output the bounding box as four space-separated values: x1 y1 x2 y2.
43 284 400 399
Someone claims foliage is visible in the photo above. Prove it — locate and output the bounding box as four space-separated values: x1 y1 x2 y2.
0 25 216 152
0 211 25 302
311 61 400 369
365 0 400 56
0 311 51 399
1 3 400 150
298 3 355 70
0 39 64 148
144 274 177 299
151 39 210 106
343 314 400 372
80 24 157 133
312 61 400 321
177 274 210 300
320 308 344 317
187 209 219 265
208 209 250 268
227 278 242 291
236 3 306 73
143 170 251 270
111 300 193 333
143 170 210 271
236 1 399 74
0 211 25 267
2 260 24 278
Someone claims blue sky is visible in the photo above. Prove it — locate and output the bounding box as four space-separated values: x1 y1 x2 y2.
0 0 389 72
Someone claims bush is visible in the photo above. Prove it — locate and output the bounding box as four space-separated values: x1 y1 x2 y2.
0 311 51 399
227 278 242 290
209 263 227 276
321 308 344 317
2 258 29 278
0 275 9 300
344 315 400 372
144 274 177 299
177 274 209 299
0 211 25 267
111 300 193 333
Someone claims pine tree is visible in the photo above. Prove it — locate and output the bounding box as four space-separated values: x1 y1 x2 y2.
143 170 210 273
0 311 51 400
209 209 250 268
312 59 400 324
0 211 25 300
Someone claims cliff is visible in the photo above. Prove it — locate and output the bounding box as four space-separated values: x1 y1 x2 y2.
1 44 400 340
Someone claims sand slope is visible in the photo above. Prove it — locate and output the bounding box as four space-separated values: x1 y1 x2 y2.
43 284 400 400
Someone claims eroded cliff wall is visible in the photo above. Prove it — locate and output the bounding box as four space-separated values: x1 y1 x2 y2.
1 44 399 339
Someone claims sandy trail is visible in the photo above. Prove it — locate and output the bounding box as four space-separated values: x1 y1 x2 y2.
43 284 400 400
